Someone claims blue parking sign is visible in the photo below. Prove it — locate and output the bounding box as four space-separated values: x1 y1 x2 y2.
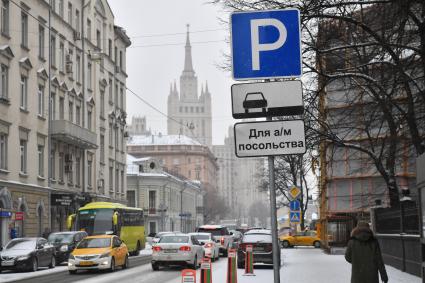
231 9 301 80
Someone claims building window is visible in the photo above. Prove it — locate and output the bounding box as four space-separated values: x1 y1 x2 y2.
59 153 64 182
20 139 27 174
50 0 56 12
38 25 45 59
121 170 124 194
21 12 28 48
114 46 117 63
67 153 73 184
119 51 123 69
67 2 72 26
50 35 56 67
49 147 55 179
68 101 73 122
108 79 113 103
38 145 44 177
96 29 101 49
75 157 80 186
120 87 124 109
20 76 27 110
75 9 80 32
59 42 65 72
0 64 7 99
109 166 113 191
115 168 119 193
76 105 81 126
100 90 105 117
108 39 112 57
149 191 156 211
114 127 118 151
76 54 81 83
109 124 113 147
121 129 124 151
87 61 92 89
87 158 92 187
127 191 135 207
59 97 64 119
0 132 7 170
114 83 118 106
1 0 9 35
87 110 92 131
100 134 105 163
58 0 63 17
38 85 44 117
86 19 91 41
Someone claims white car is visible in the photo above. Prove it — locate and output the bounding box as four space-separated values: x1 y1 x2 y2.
151 234 204 270
189 232 220 262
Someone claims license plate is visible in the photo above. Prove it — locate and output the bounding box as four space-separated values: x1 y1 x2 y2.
1 260 14 266
164 249 177 253
79 261 94 266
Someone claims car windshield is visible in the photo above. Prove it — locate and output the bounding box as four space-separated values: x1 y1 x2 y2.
48 233 74 244
77 238 111 248
192 234 210 240
197 228 226 236
159 236 189 244
243 234 272 243
77 209 113 235
5 239 35 250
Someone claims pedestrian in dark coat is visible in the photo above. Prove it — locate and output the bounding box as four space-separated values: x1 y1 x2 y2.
345 221 388 283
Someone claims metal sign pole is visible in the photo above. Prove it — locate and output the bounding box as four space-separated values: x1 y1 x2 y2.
267 117 281 283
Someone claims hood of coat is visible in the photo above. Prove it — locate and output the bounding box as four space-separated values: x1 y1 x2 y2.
351 226 374 242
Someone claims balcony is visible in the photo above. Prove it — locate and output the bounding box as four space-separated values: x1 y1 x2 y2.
51 120 97 149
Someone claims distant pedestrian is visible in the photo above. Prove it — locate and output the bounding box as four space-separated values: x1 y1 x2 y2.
345 221 388 283
42 227 50 239
9 224 16 239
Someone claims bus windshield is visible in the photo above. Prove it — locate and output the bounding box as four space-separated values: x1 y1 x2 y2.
77 209 113 235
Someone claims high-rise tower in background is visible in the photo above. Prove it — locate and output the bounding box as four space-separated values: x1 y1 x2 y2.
167 25 212 146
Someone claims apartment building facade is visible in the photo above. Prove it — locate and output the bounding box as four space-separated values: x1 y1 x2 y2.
0 0 130 245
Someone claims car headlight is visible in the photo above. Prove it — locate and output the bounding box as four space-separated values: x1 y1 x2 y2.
68 254 75 260
99 252 110 258
60 245 69 252
16 255 30 261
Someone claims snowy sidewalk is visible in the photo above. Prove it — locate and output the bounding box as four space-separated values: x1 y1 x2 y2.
164 247 421 283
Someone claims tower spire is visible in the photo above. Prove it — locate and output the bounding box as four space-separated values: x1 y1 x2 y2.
183 24 194 73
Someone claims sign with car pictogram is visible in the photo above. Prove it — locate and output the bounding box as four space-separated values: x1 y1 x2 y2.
234 120 306 157
231 81 303 119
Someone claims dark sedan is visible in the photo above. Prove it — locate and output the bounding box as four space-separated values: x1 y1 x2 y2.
237 231 273 269
0 238 56 272
48 231 87 264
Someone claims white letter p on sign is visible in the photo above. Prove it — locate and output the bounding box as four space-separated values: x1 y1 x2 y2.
250 19 287 71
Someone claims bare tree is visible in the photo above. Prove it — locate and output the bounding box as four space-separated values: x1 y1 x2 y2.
203 188 231 223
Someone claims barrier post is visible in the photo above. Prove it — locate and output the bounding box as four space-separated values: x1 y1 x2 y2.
243 244 255 276
182 269 196 283
200 258 212 283
226 248 238 283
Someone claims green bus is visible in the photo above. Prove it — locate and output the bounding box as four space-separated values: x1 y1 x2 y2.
67 202 145 255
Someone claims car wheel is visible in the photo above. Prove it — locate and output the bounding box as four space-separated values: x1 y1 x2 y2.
31 258 38 272
49 256 56 268
109 257 116 272
122 255 129 269
313 241 321 248
237 261 244 269
69 270 77 274
282 241 290 248
152 262 160 271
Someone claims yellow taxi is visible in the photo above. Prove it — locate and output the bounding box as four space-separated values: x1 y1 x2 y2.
280 230 321 248
68 235 129 274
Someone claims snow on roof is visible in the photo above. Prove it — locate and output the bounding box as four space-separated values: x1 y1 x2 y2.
127 134 202 146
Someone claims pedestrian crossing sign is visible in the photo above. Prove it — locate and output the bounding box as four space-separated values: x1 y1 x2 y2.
290 211 301 223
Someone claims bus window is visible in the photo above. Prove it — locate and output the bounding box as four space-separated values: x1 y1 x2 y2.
78 209 114 235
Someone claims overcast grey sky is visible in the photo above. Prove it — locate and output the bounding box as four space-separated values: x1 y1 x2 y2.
108 0 235 145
